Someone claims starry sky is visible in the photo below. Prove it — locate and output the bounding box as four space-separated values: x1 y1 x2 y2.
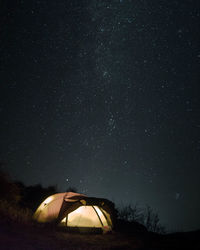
0 0 200 232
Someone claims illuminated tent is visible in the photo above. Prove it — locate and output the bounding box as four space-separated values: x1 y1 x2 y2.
33 192 114 233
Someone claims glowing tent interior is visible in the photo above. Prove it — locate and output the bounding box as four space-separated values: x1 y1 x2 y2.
33 192 114 233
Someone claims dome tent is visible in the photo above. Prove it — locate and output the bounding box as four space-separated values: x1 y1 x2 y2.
33 192 114 233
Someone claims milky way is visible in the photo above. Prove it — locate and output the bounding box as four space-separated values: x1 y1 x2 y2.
0 0 200 231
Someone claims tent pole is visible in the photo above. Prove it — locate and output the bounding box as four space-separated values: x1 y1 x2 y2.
92 206 104 226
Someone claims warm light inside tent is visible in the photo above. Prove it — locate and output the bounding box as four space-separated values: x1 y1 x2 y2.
94 206 107 226
60 217 66 226
61 205 109 228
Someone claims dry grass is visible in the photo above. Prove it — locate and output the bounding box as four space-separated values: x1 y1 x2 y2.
0 199 32 224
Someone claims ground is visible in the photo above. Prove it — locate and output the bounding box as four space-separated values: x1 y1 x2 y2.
0 220 200 249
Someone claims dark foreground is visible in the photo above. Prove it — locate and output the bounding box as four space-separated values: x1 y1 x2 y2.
0 220 200 249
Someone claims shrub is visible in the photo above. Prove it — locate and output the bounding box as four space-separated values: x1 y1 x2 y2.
118 204 143 222
0 170 21 203
142 205 165 233
0 199 32 224
117 204 165 234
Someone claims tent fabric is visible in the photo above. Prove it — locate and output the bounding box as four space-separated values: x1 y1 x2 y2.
33 192 114 232
33 193 66 222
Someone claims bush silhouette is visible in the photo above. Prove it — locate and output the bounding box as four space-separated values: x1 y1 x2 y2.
0 169 21 204
117 204 165 233
16 182 58 211
0 168 32 223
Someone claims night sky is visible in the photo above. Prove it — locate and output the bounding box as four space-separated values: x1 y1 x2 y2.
0 0 200 232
